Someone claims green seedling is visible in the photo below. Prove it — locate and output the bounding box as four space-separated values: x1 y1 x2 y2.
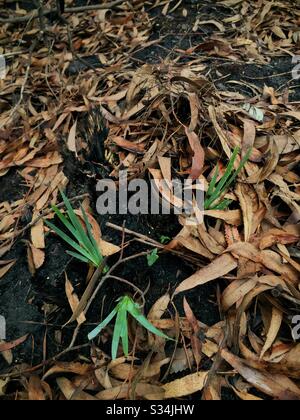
45 191 103 267
147 248 159 267
204 147 251 211
88 295 172 359
160 236 171 245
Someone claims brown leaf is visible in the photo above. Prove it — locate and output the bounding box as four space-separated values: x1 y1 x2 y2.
242 118 256 157
235 183 255 242
30 213 45 249
65 274 86 326
222 278 258 312
67 119 77 153
221 349 300 400
175 254 237 294
0 259 16 279
96 383 164 400
29 244 45 271
185 127 205 180
43 362 91 380
28 376 46 401
170 348 194 374
163 371 208 398
260 307 283 359
0 334 28 352
0 340 12 365
183 297 202 368
112 136 145 155
205 209 242 225
57 377 98 401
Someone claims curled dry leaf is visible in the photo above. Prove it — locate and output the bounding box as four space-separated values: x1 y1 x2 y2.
260 307 283 360
147 293 170 352
43 362 91 381
185 127 205 180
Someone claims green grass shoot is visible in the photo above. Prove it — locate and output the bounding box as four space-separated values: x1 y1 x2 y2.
88 295 173 360
45 191 103 267
204 147 251 210
147 248 159 267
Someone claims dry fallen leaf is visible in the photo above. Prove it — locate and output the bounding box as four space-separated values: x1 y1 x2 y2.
65 274 86 326
163 371 209 398
221 349 300 400
0 259 16 279
175 254 238 294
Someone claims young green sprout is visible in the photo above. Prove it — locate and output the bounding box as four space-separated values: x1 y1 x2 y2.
45 191 103 267
204 147 251 211
147 248 159 267
88 295 172 360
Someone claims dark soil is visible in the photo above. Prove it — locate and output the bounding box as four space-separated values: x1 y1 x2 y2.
0 0 297 376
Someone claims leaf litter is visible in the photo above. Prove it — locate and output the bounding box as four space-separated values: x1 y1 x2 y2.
0 0 299 401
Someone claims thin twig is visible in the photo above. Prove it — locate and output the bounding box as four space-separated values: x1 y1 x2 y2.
0 344 91 378
106 222 203 266
108 275 146 307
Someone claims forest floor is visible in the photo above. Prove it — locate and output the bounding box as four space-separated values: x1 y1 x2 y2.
0 0 300 400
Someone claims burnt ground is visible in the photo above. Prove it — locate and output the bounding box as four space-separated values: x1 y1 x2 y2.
0 0 298 381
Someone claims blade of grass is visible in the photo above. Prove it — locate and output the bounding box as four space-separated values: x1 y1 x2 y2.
88 307 118 341
205 147 239 209
45 220 94 262
80 204 103 265
212 199 232 210
51 204 81 243
120 310 129 357
112 307 126 360
206 164 219 199
128 301 172 341
221 147 252 191
60 190 96 256
66 250 92 265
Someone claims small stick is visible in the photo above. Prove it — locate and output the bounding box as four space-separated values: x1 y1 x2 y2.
106 222 160 247
108 275 146 307
106 222 203 266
